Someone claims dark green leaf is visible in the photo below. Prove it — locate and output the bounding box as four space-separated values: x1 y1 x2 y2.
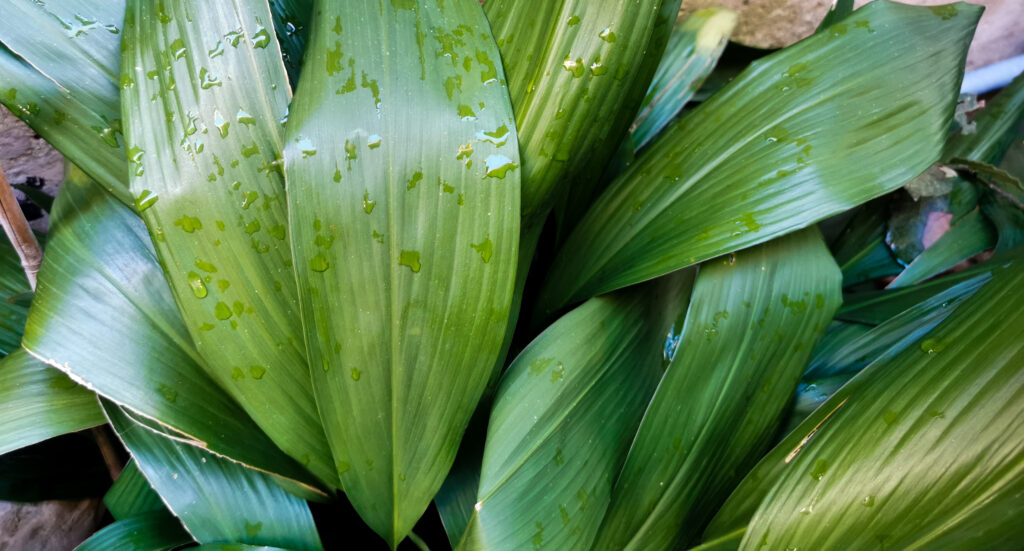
631 8 737 150
830 200 902 286
104 460 166 521
75 511 192 551
0 348 104 455
460 271 694 550
22 165 317 489
537 2 980 316
886 207 995 288
121 0 334 485
703 253 1024 550
0 235 31 356
105 401 323 551
593 229 840 550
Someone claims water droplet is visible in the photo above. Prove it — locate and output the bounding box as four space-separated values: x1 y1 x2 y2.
599 28 617 42
863 495 876 507
296 137 317 158
929 5 958 19
194 259 217 273
236 109 255 126
567 15 580 26
398 250 421 273
562 56 585 78
367 134 382 149
470 237 493 263
345 139 358 160
458 104 477 121
214 301 232 320
350 367 361 381
309 254 329 272
251 26 271 48
199 67 222 89
158 383 177 403
484 155 517 178
187 271 208 298
174 215 202 233
589 60 607 76
362 190 376 214
809 458 829 481
476 124 510 146
169 38 187 60
920 339 947 355
208 40 224 58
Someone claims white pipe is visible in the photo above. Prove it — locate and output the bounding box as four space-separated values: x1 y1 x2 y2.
961 55 1024 95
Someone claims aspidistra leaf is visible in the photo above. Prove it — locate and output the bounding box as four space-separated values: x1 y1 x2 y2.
537 2 980 315
105 401 324 551
460 271 695 550
121 0 333 485
283 0 519 543
0 0 131 204
703 254 1024 550
593 229 840 550
0 348 104 456
22 166 316 489
485 0 681 227
75 510 192 551
630 8 737 150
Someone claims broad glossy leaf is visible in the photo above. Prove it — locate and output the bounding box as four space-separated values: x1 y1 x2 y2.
484 0 680 226
631 8 737 150
593 229 840 550
105 401 323 551
807 273 986 380
75 511 192 551
0 348 104 455
104 460 165 521
0 0 130 204
886 207 994 288
22 166 316 488
283 1 519 542
703 255 1024 550
121 0 333 485
460 271 694 550
537 2 980 315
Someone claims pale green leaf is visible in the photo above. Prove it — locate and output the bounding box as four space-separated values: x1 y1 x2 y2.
121 0 333 485
283 0 519 543
22 165 318 489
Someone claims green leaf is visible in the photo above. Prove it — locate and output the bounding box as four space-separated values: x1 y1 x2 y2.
593 229 840 550
22 165 318 489
75 511 192 551
0 236 32 356
121 0 334 485
104 460 166 521
631 8 737 150
536 2 980 316
282 1 519 542
816 0 855 31
0 1 131 205
703 254 1024 550
436 406 488 548
0 348 104 455
830 200 902 287
268 0 312 86
460 270 695 550
886 207 995 288
104 401 323 551
484 0 681 226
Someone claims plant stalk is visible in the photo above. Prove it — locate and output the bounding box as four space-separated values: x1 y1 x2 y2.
0 163 42 289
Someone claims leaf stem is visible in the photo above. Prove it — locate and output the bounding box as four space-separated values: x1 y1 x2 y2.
406 532 431 551
0 163 42 289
